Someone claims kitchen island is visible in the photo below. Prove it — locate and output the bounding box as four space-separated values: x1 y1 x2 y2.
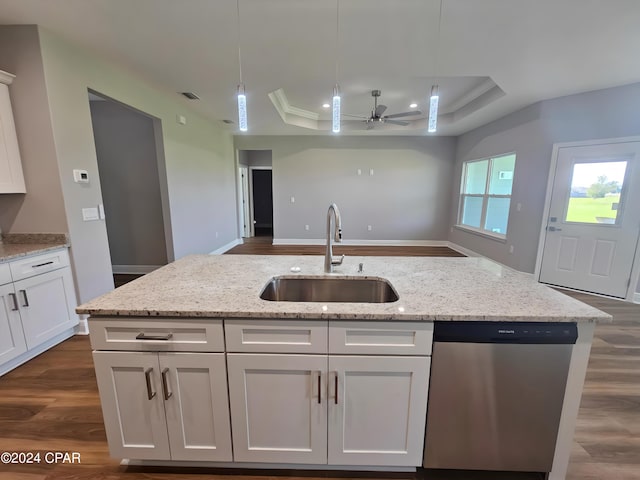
78 254 610 480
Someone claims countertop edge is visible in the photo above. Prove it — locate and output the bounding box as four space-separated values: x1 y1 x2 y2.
0 243 70 263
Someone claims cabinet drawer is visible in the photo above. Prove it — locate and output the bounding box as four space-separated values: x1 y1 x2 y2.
9 249 69 281
329 321 433 355
0 263 11 286
225 319 328 353
89 318 224 352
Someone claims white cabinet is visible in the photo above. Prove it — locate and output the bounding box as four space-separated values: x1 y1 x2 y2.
0 282 28 365
227 353 327 464
225 320 432 467
327 355 430 466
92 346 232 461
0 70 26 194
0 249 78 376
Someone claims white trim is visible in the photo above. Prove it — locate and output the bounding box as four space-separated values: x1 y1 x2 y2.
122 459 414 472
111 265 162 274
535 136 640 303
0 327 76 377
0 69 16 85
75 315 89 335
209 238 243 255
273 238 451 247
634 292 640 304
446 242 482 257
453 224 507 242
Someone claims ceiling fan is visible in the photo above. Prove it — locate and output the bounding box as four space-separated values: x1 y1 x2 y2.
344 90 422 129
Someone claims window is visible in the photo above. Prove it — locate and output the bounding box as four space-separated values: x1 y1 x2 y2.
458 153 516 237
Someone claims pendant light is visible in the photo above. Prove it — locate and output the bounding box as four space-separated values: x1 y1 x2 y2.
236 0 248 132
332 0 341 133
428 0 443 133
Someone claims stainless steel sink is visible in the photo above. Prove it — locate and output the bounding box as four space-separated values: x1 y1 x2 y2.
259 276 399 303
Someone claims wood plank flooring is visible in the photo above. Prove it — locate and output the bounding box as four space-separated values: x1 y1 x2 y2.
5 242 640 480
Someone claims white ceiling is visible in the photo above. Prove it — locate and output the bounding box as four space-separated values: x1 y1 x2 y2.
1 0 639 136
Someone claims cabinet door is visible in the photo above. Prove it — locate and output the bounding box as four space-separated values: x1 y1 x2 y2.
0 284 27 365
93 351 170 460
227 354 327 464
0 81 26 193
328 355 430 466
14 268 78 349
159 353 232 461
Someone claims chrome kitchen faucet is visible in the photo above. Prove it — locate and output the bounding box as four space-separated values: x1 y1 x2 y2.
324 203 344 273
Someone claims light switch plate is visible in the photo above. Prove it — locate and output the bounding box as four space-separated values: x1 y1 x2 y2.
73 169 89 183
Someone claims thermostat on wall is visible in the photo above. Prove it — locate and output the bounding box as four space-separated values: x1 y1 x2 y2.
73 169 89 183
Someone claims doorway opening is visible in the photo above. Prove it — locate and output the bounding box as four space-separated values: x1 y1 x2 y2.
237 150 273 239
88 91 173 286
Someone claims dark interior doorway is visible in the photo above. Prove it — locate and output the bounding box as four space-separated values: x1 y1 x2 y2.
251 169 273 236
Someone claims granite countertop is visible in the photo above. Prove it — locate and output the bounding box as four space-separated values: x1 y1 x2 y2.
77 254 611 323
0 234 69 263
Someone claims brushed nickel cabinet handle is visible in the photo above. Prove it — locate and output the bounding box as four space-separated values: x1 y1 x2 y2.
19 290 29 307
334 372 339 405
136 333 173 341
8 293 19 311
317 372 322 404
144 368 156 400
161 368 172 400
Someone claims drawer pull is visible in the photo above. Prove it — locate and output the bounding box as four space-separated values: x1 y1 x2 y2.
32 261 54 268
19 290 29 307
144 368 156 400
136 333 173 341
8 293 19 311
161 368 173 400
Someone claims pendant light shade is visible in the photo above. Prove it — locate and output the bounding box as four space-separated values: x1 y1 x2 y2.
428 85 439 133
237 83 247 132
332 85 341 133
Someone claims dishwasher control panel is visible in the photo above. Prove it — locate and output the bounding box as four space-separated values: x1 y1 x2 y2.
433 321 578 344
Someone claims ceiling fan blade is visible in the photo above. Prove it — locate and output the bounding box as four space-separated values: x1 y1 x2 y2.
375 104 387 117
384 110 422 119
383 119 410 126
342 113 368 119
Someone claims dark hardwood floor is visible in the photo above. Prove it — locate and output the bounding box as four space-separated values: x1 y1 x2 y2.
9 242 639 479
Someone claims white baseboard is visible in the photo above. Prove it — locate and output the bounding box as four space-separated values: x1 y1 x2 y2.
634 292 640 304
273 238 450 247
112 265 162 274
446 241 482 257
209 238 243 255
0 328 76 377
75 316 89 335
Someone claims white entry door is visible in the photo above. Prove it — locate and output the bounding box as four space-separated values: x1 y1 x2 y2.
539 140 640 298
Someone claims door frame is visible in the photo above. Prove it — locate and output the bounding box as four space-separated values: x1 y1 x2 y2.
534 136 640 302
248 166 273 238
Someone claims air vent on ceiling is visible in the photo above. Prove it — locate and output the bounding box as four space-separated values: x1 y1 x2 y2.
181 92 200 100
222 119 234 124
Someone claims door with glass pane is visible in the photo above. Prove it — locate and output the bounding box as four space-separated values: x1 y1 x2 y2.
539 141 640 298
459 154 515 237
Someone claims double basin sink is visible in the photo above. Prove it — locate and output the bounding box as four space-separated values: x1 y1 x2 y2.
260 276 399 303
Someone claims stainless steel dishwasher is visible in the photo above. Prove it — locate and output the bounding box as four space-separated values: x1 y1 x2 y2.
423 321 578 473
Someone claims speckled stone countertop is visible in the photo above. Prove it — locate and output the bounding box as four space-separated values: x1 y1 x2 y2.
0 233 69 263
77 254 611 323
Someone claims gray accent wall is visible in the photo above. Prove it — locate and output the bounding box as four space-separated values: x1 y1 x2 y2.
0 26 67 234
235 136 456 241
450 82 640 276
0 26 236 304
89 99 168 268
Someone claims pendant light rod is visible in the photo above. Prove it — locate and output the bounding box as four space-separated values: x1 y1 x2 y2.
332 0 341 133
236 0 247 131
428 0 443 133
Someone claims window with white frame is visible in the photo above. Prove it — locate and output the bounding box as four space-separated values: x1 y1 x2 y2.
457 153 516 237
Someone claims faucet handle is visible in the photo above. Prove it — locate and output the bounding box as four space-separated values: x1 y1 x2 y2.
331 254 345 266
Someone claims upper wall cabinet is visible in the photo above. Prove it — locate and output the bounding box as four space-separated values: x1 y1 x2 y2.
0 70 26 194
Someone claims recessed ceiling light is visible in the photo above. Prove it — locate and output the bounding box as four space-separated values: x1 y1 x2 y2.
322 103 330 108
409 103 418 108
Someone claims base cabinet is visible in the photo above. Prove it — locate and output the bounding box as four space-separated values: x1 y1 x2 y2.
226 353 430 466
93 351 232 461
0 283 28 364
